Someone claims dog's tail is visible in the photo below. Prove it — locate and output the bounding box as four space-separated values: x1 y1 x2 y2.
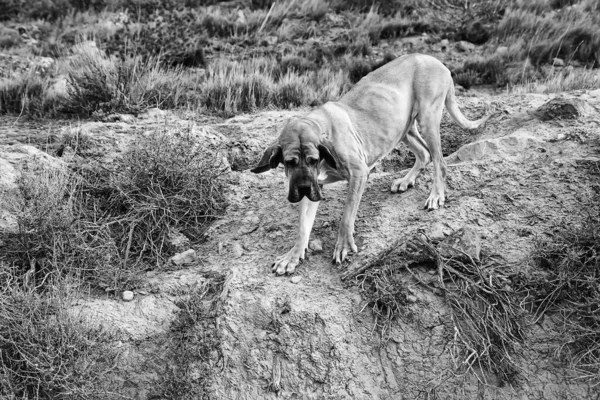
444 85 494 130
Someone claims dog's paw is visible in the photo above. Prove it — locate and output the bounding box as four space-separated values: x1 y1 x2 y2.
332 235 357 264
424 193 445 210
390 176 415 193
272 246 305 275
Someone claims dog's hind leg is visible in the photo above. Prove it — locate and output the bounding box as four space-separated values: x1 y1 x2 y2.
418 98 447 210
391 120 431 193
272 197 320 275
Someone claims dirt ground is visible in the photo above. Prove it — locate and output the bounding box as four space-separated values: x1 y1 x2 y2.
1 88 600 399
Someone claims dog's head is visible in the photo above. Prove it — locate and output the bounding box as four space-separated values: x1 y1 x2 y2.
251 118 339 203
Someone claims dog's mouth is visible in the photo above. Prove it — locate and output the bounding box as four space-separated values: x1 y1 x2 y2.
288 181 322 203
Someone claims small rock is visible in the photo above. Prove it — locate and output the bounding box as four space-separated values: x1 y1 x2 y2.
122 291 134 301
589 88 600 98
457 40 475 52
137 290 148 295
552 57 564 67
309 239 323 252
170 249 197 265
407 295 418 303
454 84 466 93
232 242 244 258
291 276 302 284
428 223 447 241
437 225 482 262
495 46 508 55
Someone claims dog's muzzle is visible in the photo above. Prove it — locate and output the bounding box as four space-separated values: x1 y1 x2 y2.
288 180 322 203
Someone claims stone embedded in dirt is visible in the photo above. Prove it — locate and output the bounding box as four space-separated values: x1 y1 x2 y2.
122 291 134 302
437 225 482 262
407 295 418 303
446 130 544 164
495 46 508 55
232 242 244 258
590 88 600 98
428 223 449 241
534 97 590 121
309 239 323 252
291 276 302 284
238 215 260 235
552 57 564 67
457 40 475 52
170 249 197 265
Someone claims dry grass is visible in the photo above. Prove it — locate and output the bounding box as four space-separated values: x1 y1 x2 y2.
515 191 600 382
354 236 527 385
65 43 202 116
0 276 120 399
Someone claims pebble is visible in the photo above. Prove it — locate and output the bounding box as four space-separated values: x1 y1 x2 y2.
308 239 323 252
122 291 134 302
232 242 244 258
291 276 302 284
170 249 197 265
407 295 418 303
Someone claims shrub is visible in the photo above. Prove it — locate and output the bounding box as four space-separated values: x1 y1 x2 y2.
0 72 49 116
0 280 119 399
275 72 311 108
64 43 202 115
77 127 228 269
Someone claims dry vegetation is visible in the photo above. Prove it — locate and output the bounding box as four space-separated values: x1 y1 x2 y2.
1 0 598 117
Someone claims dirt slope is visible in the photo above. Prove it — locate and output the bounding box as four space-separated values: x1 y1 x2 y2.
1 90 599 398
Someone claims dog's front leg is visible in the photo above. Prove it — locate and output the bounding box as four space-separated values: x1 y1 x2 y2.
272 197 319 275
333 174 368 264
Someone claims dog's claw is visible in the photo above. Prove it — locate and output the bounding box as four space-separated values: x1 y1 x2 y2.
333 235 358 264
391 176 415 193
424 194 445 210
272 246 305 275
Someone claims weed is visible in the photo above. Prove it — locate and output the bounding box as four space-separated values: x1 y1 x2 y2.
156 272 228 399
353 236 527 384
0 276 119 399
65 43 201 115
515 208 600 381
78 127 228 269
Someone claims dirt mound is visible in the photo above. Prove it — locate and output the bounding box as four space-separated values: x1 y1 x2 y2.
1 90 600 398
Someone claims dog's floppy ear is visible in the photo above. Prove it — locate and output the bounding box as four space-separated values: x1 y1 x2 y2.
318 139 341 170
251 144 283 173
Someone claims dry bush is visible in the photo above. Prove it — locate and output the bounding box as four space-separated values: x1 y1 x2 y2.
1 163 121 290
0 276 119 399
65 43 202 116
77 127 228 270
515 193 600 381
354 236 527 384
0 72 54 116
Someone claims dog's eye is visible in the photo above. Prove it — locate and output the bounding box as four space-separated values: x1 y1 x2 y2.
307 157 319 165
285 159 298 167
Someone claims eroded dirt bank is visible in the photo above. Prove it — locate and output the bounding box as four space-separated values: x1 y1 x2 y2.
1 90 599 399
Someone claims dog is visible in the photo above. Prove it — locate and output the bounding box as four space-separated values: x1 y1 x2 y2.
252 53 493 275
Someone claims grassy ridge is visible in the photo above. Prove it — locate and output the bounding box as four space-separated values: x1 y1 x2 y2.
1 0 598 117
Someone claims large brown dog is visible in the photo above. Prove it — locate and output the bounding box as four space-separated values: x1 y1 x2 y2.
252 53 493 275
